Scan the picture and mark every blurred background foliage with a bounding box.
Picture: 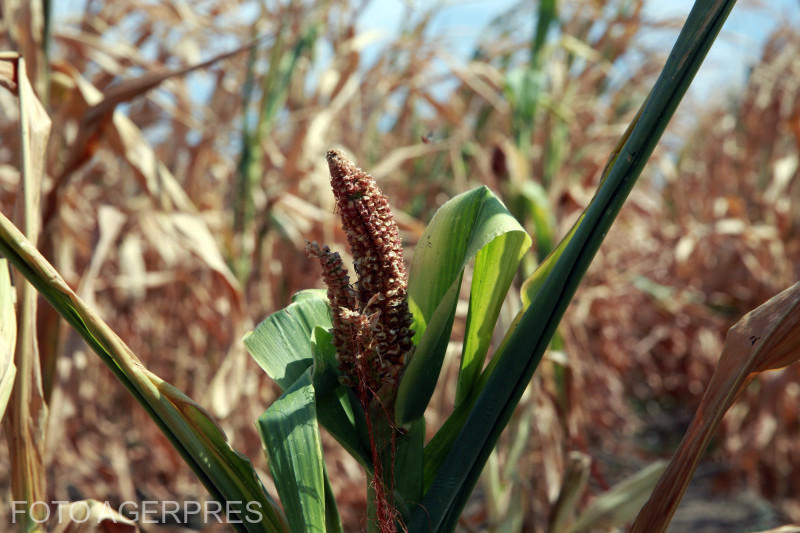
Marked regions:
[0,0,799,531]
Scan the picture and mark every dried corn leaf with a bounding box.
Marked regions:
[632,283,800,533]
[76,206,126,307]
[149,213,241,308]
[52,499,138,533]
[0,52,18,92]
[3,54,51,526]
[84,40,256,125]
[50,41,255,211]
[104,111,195,211]
[370,142,450,181]
[117,233,147,301]
[0,259,16,423]
[55,29,149,73]
[570,460,666,533]
[206,330,251,418]
[3,0,45,93]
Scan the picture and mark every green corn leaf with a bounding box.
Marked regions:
[245,293,374,470]
[244,290,331,390]
[259,371,326,533]
[292,288,328,303]
[323,473,344,533]
[394,418,426,511]
[505,68,546,148]
[422,396,470,490]
[292,319,423,526]
[409,3,736,531]
[0,212,287,533]
[517,181,557,261]
[397,280,459,425]
[456,229,530,405]
[234,23,318,281]
[396,186,529,424]
[531,0,558,64]
[153,378,286,530]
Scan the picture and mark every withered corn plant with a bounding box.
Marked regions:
[6,1,800,533]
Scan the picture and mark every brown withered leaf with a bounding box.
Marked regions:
[631,282,800,533]
[0,52,19,92]
[0,259,17,424]
[45,40,258,221]
[52,500,138,533]
[83,39,257,126]
[4,54,51,521]
[3,0,45,93]
[76,206,126,308]
[145,213,242,312]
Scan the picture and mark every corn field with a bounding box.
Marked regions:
[1,1,799,531]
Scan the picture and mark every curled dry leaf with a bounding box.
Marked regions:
[5,53,51,522]
[631,282,800,533]
[148,213,242,312]
[0,52,19,92]
[51,39,256,176]
[736,282,800,374]
[51,499,138,533]
[76,206,126,307]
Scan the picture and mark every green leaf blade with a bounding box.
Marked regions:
[410,2,737,531]
[0,210,287,532]
[244,292,331,390]
[259,372,326,533]
[397,187,529,424]
[457,229,529,405]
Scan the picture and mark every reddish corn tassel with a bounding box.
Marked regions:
[306,150,414,401]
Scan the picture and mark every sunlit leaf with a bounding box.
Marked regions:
[396,186,529,424]
[6,53,51,529]
[244,291,331,390]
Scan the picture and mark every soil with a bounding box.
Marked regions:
[668,466,785,533]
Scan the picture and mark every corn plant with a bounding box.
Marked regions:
[242,4,749,532]
[5,1,800,532]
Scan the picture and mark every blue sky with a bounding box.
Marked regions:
[646,1,799,97]
[53,1,799,103]
[354,0,799,99]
